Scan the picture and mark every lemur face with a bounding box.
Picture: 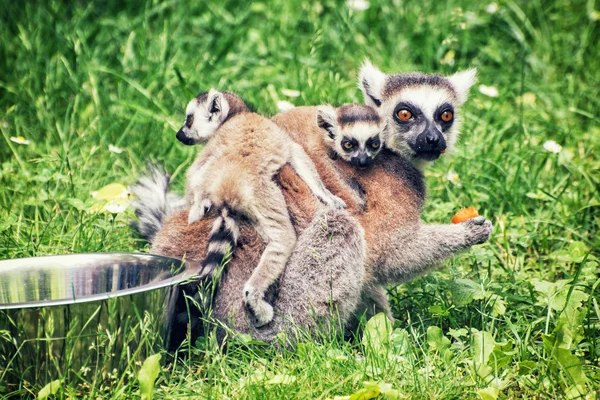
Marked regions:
[382,86,456,161]
[358,60,476,163]
[336,123,383,168]
[176,89,230,146]
[317,104,385,169]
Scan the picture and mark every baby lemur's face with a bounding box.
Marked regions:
[176,89,248,146]
[317,104,385,169]
[358,60,476,163]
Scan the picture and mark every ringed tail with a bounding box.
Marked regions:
[199,206,240,279]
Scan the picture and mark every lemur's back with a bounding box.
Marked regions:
[198,112,292,210]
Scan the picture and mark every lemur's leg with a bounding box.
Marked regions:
[288,143,346,209]
[211,209,367,343]
[187,162,213,224]
[372,217,492,285]
[243,183,297,327]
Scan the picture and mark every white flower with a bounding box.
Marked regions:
[277,100,295,112]
[478,84,499,97]
[543,140,562,154]
[281,88,301,98]
[446,170,460,184]
[108,144,123,154]
[486,3,499,14]
[104,203,128,214]
[347,0,370,11]
[10,136,30,145]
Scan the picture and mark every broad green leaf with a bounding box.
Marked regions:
[448,328,468,339]
[67,198,86,211]
[38,379,61,400]
[517,361,537,375]
[348,382,380,400]
[476,386,499,400]
[472,330,496,378]
[327,349,349,361]
[567,241,587,263]
[265,374,296,385]
[490,295,506,317]
[555,348,587,390]
[390,328,411,355]
[139,353,161,400]
[427,326,451,353]
[362,313,392,355]
[341,382,400,400]
[449,278,485,306]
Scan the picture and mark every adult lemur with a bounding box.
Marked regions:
[131,61,491,342]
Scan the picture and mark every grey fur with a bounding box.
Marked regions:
[211,208,367,342]
[129,166,186,241]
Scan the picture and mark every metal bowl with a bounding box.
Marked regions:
[0,253,196,389]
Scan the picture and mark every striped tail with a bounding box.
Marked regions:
[198,206,240,279]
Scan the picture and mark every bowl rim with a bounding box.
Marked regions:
[0,252,199,310]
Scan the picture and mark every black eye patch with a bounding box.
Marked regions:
[341,137,359,152]
[435,103,455,131]
[393,102,421,124]
[186,114,194,128]
[366,136,381,150]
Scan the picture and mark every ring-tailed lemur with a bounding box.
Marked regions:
[358,59,477,168]
[132,64,491,342]
[316,104,386,170]
[175,89,345,327]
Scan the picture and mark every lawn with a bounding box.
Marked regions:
[1,0,599,398]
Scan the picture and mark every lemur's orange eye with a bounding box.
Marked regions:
[397,109,412,121]
[441,111,453,122]
[343,142,354,150]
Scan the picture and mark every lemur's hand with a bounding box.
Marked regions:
[188,198,212,224]
[461,216,492,246]
[323,193,347,210]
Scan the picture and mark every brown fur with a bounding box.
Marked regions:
[152,106,491,340]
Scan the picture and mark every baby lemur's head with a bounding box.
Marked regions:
[358,60,477,163]
[316,104,386,169]
[176,89,248,145]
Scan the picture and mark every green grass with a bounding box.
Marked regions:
[1,0,599,398]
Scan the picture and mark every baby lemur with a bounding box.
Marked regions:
[316,103,386,170]
[175,89,345,327]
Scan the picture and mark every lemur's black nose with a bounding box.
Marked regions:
[176,128,196,145]
[353,153,372,169]
[425,131,440,146]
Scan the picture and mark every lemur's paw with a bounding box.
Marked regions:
[187,199,212,224]
[463,216,492,245]
[325,194,347,210]
[243,284,274,327]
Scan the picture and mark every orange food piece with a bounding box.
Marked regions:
[451,207,479,224]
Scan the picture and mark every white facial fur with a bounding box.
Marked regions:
[379,85,461,156]
[177,88,230,145]
[358,59,476,164]
[317,105,386,168]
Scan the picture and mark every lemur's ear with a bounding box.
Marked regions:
[358,59,386,108]
[448,68,477,105]
[316,106,338,140]
[207,88,230,121]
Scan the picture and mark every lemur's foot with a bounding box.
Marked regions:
[188,198,212,224]
[243,283,274,327]
[462,216,492,245]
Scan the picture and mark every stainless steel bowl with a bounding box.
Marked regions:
[0,253,197,389]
